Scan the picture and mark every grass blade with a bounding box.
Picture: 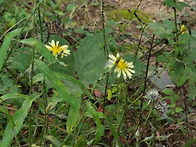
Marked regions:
[0,93,40,147]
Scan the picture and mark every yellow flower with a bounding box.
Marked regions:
[107,53,135,79]
[180,25,188,34]
[45,40,70,58]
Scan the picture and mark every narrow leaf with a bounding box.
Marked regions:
[20,38,56,64]
[35,60,81,133]
[0,28,24,71]
[0,93,39,147]
[0,105,15,129]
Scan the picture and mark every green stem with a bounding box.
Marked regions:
[37,1,49,144]
[101,0,109,113]
[28,46,35,147]
[128,60,168,108]
[144,105,153,126]
[173,0,178,41]
[37,0,44,42]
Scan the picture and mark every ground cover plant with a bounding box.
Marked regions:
[0,0,196,146]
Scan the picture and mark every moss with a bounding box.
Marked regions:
[107,9,153,23]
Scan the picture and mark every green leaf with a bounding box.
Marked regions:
[156,55,167,63]
[104,117,121,146]
[86,102,105,145]
[74,136,87,147]
[107,89,112,100]
[66,102,81,133]
[0,28,24,71]
[148,20,175,38]
[0,93,39,147]
[162,0,189,11]
[75,33,113,84]
[45,135,62,147]
[175,2,189,12]
[66,3,77,11]
[9,48,32,72]
[167,60,188,87]
[20,38,56,64]
[55,72,94,100]
[162,88,174,95]
[175,107,183,113]
[183,138,196,147]
[0,93,29,103]
[162,0,175,8]
[0,105,15,130]
[35,60,81,133]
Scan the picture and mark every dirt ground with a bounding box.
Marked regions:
[104,0,196,29]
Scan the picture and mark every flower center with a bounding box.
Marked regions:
[52,46,63,54]
[117,59,128,70]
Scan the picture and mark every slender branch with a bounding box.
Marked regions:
[100,0,109,113]
[139,34,155,122]
[173,0,178,41]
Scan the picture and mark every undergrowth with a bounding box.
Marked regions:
[0,0,195,147]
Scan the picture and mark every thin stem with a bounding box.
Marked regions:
[0,17,27,41]
[42,77,49,146]
[101,0,108,60]
[117,95,128,133]
[101,0,109,113]
[144,104,153,126]
[37,1,44,42]
[36,0,49,144]
[140,34,155,116]
[173,0,178,41]
[28,46,35,147]
[128,60,168,108]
